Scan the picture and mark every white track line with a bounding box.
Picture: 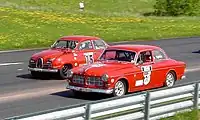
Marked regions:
[0,85,65,104]
[0,48,47,53]
[0,62,24,66]
[186,67,200,73]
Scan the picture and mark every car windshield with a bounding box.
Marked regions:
[99,50,136,62]
[51,40,78,50]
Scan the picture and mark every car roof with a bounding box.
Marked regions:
[106,44,161,52]
[59,35,101,42]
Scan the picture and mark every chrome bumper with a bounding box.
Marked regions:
[28,67,58,73]
[66,84,113,94]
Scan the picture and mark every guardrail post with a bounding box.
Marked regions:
[84,104,91,120]
[144,91,150,120]
[193,83,199,109]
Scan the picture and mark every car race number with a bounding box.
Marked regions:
[84,52,94,65]
[141,65,152,85]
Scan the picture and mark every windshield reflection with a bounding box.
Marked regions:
[51,40,78,50]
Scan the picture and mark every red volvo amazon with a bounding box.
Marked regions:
[66,44,186,97]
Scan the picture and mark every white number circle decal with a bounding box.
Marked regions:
[141,65,152,85]
[84,52,94,65]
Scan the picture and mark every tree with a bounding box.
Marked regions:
[154,0,200,16]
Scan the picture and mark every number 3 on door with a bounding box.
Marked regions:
[141,65,152,85]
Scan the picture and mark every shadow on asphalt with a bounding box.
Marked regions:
[50,90,111,101]
[16,73,62,80]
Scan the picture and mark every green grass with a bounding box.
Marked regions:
[161,110,199,120]
[0,0,200,50]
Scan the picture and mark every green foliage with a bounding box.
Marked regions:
[1,0,200,50]
[161,110,199,120]
[154,0,200,16]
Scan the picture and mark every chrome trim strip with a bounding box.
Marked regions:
[66,85,113,94]
[28,67,58,73]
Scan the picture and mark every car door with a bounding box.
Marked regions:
[133,50,157,91]
[76,40,96,66]
[151,49,169,87]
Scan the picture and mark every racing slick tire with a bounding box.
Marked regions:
[164,71,176,87]
[59,64,72,79]
[113,80,127,97]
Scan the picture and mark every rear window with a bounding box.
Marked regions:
[152,49,166,61]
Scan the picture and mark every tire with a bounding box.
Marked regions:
[113,80,127,97]
[30,71,40,78]
[59,64,72,79]
[164,72,176,87]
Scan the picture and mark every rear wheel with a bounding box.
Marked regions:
[113,80,127,97]
[164,72,176,87]
[59,64,72,79]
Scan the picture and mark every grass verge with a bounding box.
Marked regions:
[0,0,200,50]
[161,110,199,120]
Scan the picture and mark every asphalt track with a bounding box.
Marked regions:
[1,37,200,119]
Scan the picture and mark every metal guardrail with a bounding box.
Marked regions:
[5,81,200,120]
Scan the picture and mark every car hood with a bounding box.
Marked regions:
[31,48,71,60]
[74,60,134,76]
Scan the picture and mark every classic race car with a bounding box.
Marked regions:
[66,44,186,97]
[28,35,108,79]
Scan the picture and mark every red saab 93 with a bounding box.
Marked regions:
[28,35,108,79]
[66,44,186,97]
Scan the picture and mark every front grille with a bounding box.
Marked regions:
[36,58,43,68]
[43,64,51,69]
[43,61,52,68]
[87,76,103,86]
[72,74,84,84]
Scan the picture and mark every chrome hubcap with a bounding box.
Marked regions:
[114,81,125,96]
[166,73,174,87]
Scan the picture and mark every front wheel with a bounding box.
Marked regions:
[164,72,176,87]
[59,64,72,79]
[113,80,127,97]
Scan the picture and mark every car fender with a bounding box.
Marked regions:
[112,75,130,91]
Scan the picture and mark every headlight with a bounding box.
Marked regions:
[66,70,73,78]
[101,74,109,81]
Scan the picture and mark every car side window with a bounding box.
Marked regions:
[93,40,106,49]
[152,50,166,61]
[136,51,153,64]
[79,40,93,50]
